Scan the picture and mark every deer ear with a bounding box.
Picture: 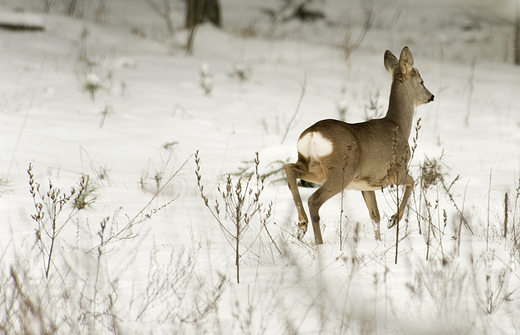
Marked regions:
[384,50,398,74]
[399,46,414,76]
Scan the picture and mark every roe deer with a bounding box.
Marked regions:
[285,47,434,244]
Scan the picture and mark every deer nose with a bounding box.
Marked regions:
[428,95,435,102]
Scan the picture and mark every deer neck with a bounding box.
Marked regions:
[384,80,415,140]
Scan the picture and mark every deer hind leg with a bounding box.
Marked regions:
[308,169,355,245]
[285,162,311,239]
[388,173,414,229]
[361,191,381,241]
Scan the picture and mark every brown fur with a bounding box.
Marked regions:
[285,47,434,244]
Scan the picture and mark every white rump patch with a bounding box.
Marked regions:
[297,132,333,160]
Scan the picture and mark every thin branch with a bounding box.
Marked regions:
[89,154,191,252]
[280,76,307,144]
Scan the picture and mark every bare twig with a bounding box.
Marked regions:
[28,164,88,278]
[280,77,307,144]
[342,0,373,59]
[195,151,276,283]
[89,155,191,252]
[145,0,175,37]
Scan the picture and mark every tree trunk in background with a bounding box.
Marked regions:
[186,0,221,29]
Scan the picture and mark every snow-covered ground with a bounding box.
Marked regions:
[0,0,519,334]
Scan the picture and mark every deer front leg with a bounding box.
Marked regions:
[285,163,309,240]
[361,191,381,240]
[388,174,414,228]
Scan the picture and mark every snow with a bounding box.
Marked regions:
[0,0,519,334]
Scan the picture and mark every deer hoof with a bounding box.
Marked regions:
[388,215,398,228]
[297,221,307,240]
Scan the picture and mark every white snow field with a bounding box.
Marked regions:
[0,0,519,334]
